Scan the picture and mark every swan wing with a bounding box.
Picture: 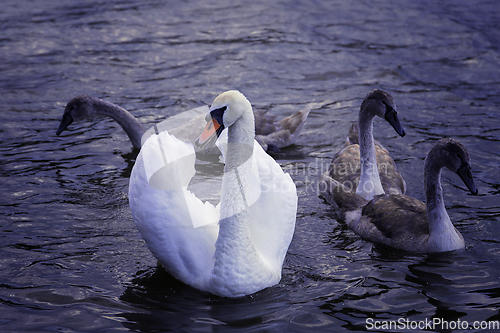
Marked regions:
[129,130,219,289]
[328,144,362,191]
[355,194,428,250]
[328,143,406,195]
[140,105,210,146]
[373,145,406,195]
[248,142,297,275]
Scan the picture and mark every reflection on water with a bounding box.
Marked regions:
[1,0,500,331]
[119,265,300,331]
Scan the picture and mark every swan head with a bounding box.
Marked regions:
[195,90,254,150]
[426,138,478,195]
[56,95,95,135]
[360,89,405,137]
[210,90,252,128]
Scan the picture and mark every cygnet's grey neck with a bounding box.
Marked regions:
[424,156,451,233]
[94,99,145,149]
[423,153,464,251]
[356,108,384,200]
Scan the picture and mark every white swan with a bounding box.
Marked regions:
[324,89,406,201]
[56,95,311,152]
[128,90,297,297]
[320,138,478,253]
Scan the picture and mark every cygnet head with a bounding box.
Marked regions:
[360,89,405,137]
[426,138,478,195]
[56,95,94,135]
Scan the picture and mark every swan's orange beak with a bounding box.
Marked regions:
[195,118,222,150]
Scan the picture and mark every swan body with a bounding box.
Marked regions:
[321,138,478,253]
[56,95,311,152]
[129,90,297,297]
[324,89,406,201]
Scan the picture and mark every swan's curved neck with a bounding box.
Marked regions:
[425,164,449,226]
[356,110,384,200]
[225,113,255,172]
[218,112,255,221]
[424,160,464,251]
[211,112,269,296]
[95,100,146,149]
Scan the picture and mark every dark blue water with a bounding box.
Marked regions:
[1,0,500,331]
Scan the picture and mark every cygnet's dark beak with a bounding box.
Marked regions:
[457,163,478,195]
[56,113,74,135]
[384,107,405,137]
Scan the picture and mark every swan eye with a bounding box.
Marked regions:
[455,152,468,169]
[382,100,396,113]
